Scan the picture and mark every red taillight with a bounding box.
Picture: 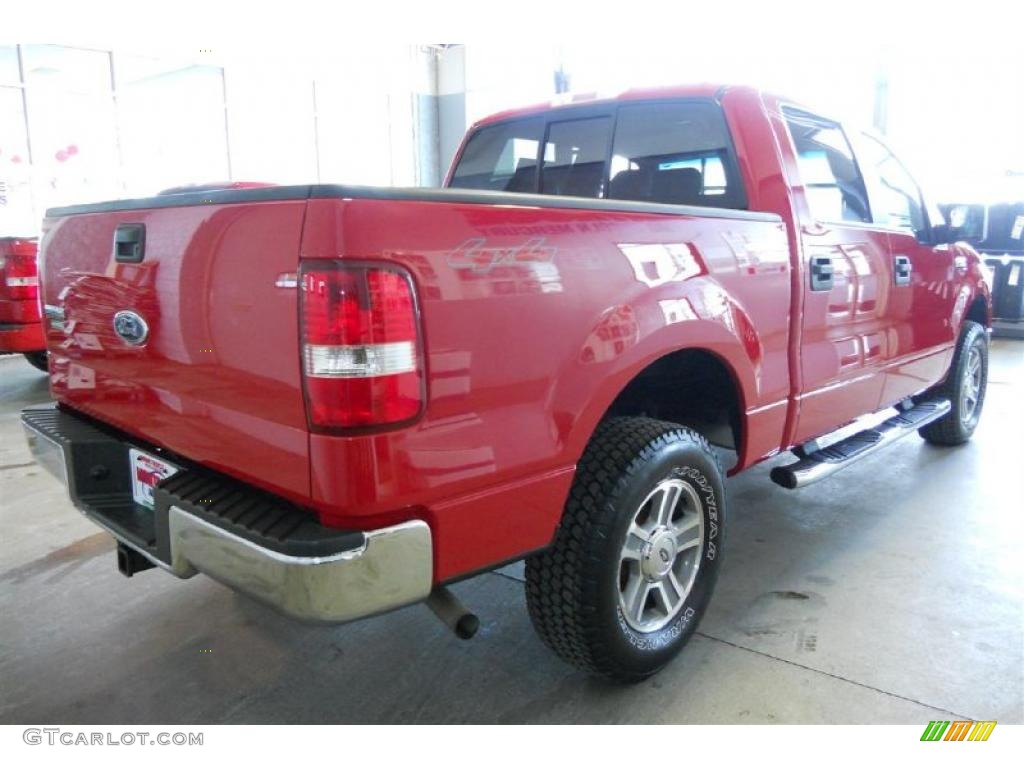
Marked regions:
[300,262,423,429]
[2,250,39,300]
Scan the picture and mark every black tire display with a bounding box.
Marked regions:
[919,321,988,446]
[525,417,725,681]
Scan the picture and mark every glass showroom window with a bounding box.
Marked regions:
[116,55,230,195]
[315,76,394,187]
[0,84,35,235]
[225,68,317,185]
[21,45,121,214]
[0,45,20,85]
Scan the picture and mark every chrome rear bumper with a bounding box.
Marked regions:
[165,510,432,623]
[22,404,433,623]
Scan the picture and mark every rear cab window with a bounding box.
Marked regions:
[448,99,747,210]
[608,102,744,209]
[449,118,544,192]
[540,117,613,198]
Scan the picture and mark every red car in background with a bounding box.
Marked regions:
[0,237,47,371]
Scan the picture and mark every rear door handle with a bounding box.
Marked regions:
[894,255,912,286]
[809,255,834,291]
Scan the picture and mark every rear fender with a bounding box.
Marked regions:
[549,276,761,470]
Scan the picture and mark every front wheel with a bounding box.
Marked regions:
[919,321,988,446]
[525,417,725,681]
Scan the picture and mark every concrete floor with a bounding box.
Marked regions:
[2,342,1022,725]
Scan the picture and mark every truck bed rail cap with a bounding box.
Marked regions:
[46,184,781,224]
[310,185,783,223]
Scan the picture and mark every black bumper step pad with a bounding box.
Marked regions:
[23,404,365,567]
[155,471,365,561]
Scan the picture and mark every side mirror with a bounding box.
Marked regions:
[929,223,965,245]
[937,203,986,244]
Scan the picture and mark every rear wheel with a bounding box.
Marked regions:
[525,417,725,681]
[23,351,48,372]
[919,321,988,446]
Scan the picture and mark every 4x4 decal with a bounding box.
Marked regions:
[446,237,557,274]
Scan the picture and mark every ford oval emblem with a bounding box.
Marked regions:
[113,310,149,346]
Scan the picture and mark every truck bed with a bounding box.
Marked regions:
[40,184,789,579]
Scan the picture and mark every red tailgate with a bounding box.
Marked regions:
[39,200,311,502]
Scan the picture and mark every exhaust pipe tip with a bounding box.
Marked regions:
[426,586,479,640]
[769,466,798,490]
[454,612,480,640]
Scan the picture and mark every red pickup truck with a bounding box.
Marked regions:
[22,84,991,680]
[0,237,47,370]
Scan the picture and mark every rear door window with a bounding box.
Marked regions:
[784,109,871,224]
[608,102,744,208]
[539,116,613,199]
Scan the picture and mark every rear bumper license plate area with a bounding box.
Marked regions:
[21,403,433,623]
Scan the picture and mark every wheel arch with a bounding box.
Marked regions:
[603,347,747,457]
[562,336,753,475]
[965,292,990,329]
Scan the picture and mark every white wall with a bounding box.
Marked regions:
[0,44,438,236]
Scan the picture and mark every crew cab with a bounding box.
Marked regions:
[1,237,47,371]
[22,85,991,680]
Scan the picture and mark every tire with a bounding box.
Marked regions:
[525,417,725,681]
[919,320,988,446]
[23,351,48,372]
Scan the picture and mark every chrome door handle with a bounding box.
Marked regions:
[894,255,912,286]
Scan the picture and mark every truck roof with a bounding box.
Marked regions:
[473,83,760,128]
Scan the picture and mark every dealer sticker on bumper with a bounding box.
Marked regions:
[129,448,179,510]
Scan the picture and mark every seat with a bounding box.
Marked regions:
[560,162,605,198]
[505,163,537,193]
[609,169,652,201]
[651,168,703,205]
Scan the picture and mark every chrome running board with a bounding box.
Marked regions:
[770,398,952,489]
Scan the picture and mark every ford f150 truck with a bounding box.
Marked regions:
[1,237,47,371]
[22,84,991,680]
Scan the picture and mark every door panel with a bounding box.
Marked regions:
[852,132,959,406]
[795,228,890,442]
[780,108,894,444]
[878,232,957,405]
